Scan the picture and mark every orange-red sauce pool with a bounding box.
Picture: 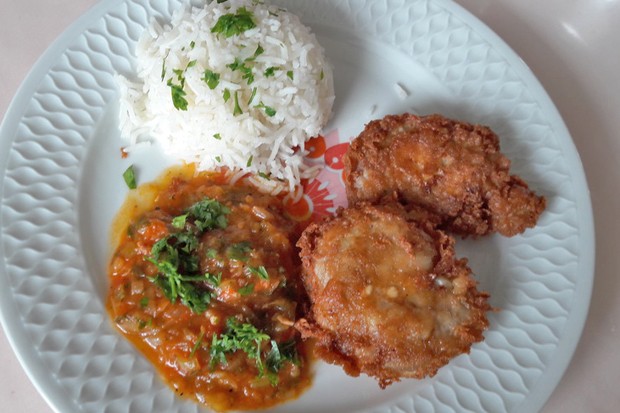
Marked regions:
[106,165,313,411]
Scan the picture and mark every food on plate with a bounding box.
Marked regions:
[107,165,312,411]
[295,202,490,388]
[344,113,546,237]
[117,0,334,193]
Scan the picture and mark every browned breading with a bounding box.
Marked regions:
[295,203,490,388]
[344,113,546,237]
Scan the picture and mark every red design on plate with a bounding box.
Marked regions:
[285,129,350,223]
[284,178,334,222]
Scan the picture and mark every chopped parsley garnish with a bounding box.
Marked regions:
[286,70,294,80]
[147,257,218,314]
[209,318,268,372]
[209,318,298,383]
[167,67,189,111]
[248,265,269,280]
[205,272,222,287]
[320,69,324,80]
[123,165,137,189]
[215,155,222,163]
[265,339,299,383]
[203,69,220,90]
[263,66,278,77]
[160,50,170,81]
[172,213,188,229]
[256,101,276,117]
[258,172,271,180]
[246,154,253,167]
[223,88,231,102]
[166,60,197,110]
[247,44,264,61]
[161,61,167,82]
[206,248,218,259]
[247,87,257,105]
[189,40,196,49]
[238,284,254,296]
[226,241,252,261]
[167,81,188,110]
[190,330,205,357]
[146,197,230,313]
[227,58,255,85]
[139,297,149,308]
[186,197,231,231]
[233,90,243,116]
[211,7,257,38]
[213,133,222,140]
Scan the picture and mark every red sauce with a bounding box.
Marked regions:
[107,164,312,411]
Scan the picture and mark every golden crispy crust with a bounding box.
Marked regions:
[295,203,490,387]
[344,113,546,237]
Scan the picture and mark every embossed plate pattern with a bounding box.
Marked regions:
[0,0,594,412]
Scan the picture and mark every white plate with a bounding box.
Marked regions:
[0,0,594,412]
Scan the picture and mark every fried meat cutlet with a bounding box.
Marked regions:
[295,203,490,388]
[344,113,546,237]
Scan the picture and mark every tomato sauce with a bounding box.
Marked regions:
[107,164,313,411]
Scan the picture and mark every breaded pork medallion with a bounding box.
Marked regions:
[296,203,490,387]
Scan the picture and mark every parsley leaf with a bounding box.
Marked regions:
[233,90,243,116]
[248,265,269,280]
[256,101,276,117]
[203,69,220,90]
[209,319,298,383]
[147,197,230,313]
[123,165,137,189]
[263,66,279,77]
[147,257,215,314]
[226,241,252,261]
[209,318,270,374]
[205,272,222,287]
[211,7,257,38]
[186,198,231,231]
[172,213,188,229]
[246,44,264,61]
[167,79,188,110]
[238,283,254,295]
[247,87,257,105]
[227,58,254,85]
[190,330,205,357]
[265,339,299,384]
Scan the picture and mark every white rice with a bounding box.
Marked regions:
[117,0,334,193]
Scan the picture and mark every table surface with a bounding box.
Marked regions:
[1,1,619,412]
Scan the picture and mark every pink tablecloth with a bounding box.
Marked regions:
[1,1,619,411]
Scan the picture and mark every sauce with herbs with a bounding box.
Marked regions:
[107,165,312,411]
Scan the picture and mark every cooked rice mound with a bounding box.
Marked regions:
[117,0,334,192]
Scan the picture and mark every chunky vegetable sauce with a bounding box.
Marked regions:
[107,165,312,411]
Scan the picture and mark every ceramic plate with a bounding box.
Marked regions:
[0,0,594,412]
